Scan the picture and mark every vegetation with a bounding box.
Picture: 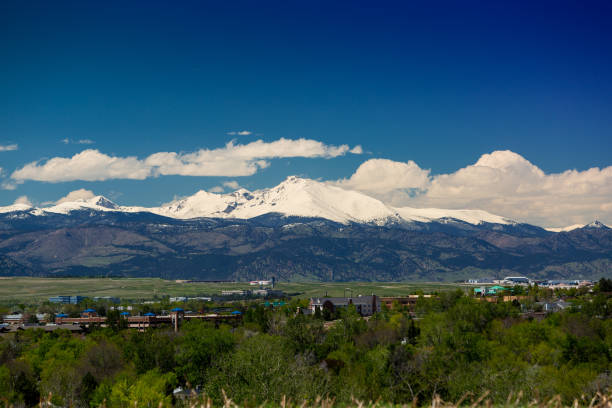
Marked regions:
[2,282,612,407]
[0,277,461,305]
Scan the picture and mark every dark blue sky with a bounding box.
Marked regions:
[1,0,611,207]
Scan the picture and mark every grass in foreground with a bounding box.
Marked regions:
[25,390,612,408]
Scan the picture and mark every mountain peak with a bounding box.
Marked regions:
[86,196,119,209]
[583,220,610,230]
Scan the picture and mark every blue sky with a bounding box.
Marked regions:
[1,1,611,226]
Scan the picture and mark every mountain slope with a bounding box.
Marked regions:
[0,209,609,281]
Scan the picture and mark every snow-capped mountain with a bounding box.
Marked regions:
[1,176,610,281]
[583,221,610,229]
[5,176,516,226]
[546,221,611,232]
[0,202,33,214]
[151,176,405,224]
[151,176,515,225]
[42,195,121,214]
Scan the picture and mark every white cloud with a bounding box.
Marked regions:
[336,150,612,227]
[14,195,32,206]
[350,145,363,154]
[208,186,225,193]
[56,188,96,204]
[61,138,95,145]
[0,144,18,151]
[227,130,253,136]
[223,181,240,190]
[12,149,151,182]
[335,158,431,194]
[12,138,360,183]
[1,181,18,190]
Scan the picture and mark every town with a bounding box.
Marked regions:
[0,277,600,335]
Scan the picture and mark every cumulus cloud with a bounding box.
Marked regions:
[335,158,431,194]
[12,149,151,182]
[208,186,225,193]
[11,138,360,182]
[227,130,253,136]
[0,144,18,151]
[14,196,32,206]
[56,188,96,204]
[336,150,612,227]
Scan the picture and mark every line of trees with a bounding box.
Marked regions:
[2,285,612,407]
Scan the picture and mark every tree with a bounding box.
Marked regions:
[108,369,176,408]
[175,321,235,386]
[597,278,612,293]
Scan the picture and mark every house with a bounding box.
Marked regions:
[309,295,380,316]
[538,300,572,312]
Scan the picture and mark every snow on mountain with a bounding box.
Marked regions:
[43,195,121,214]
[1,176,518,226]
[0,203,33,213]
[395,206,512,225]
[152,176,401,224]
[545,224,584,232]
[583,221,610,230]
[546,221,610,232]
[151,176,513,225]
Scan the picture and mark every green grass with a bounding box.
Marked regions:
[0,277,465,304]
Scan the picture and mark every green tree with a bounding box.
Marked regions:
[108,368,176,408]
[175,321,235,386]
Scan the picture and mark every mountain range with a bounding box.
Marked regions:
[0,177,610,281]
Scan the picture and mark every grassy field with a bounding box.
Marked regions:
[0,277,465,304]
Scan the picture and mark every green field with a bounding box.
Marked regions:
[0,277,464,304]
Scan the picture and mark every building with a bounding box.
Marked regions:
[1,313,48,325]
[49,295,86,304]
[2,313,26,325]
[309,295,380,316]
[93,296,120,303]
[466,277,495,284]
[537,300,572,312]
[249,277,276,287]
[379,295,434,310]
[474,286,508,296]
[502,277,530,285]
[252,289,285,297]
[221,289,251,296]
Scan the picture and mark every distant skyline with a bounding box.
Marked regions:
[1,1,611,227]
